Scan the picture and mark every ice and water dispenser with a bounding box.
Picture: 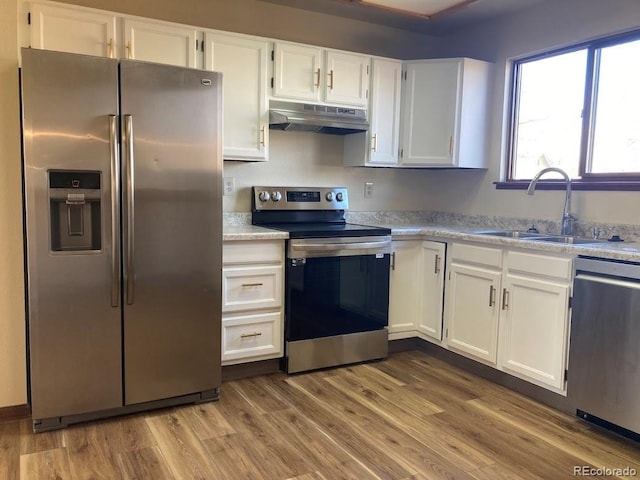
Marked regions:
[49,171,101,251]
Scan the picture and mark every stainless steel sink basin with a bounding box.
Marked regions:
[469,230,545,239]
[469,229,610,245]
[528,236,608,245]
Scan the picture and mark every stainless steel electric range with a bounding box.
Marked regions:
[252,186,392,373]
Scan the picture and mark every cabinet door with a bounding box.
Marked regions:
[400,60,460,167]
[123,19,198,68]
[272,43,322,102]
[324,51,369,107]
[419,241,445,341]
[204,33,269,161]
[30,3,117,58]
[446,263,500,364]
[388,241,421,338]
[499,274,570,390]
[368,58,402,166]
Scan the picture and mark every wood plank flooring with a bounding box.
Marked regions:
[1,351,638,479]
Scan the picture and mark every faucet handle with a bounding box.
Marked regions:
[561,213,578,236]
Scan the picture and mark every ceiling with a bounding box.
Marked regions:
[257,0,548,36]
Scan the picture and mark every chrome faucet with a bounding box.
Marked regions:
[526,167,577,236]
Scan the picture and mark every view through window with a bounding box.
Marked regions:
[509,32,640,184]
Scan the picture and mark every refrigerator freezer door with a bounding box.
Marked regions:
[120,61,222,405]
[21,49,122,420]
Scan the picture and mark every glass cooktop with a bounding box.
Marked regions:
[264,222,391,239]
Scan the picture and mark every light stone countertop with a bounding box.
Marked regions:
[222,224,288,241]
[222,221,640,262]
[381,223,640,262]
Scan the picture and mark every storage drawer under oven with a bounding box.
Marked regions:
[222,265,283,313]
[222,311,282,363]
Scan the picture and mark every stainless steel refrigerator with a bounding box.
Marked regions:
[21,48,222,432]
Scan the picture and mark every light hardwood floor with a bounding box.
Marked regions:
[1,351,639,479]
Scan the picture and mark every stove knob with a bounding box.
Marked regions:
[325,192,334,202]
[271,191,282,202]
[336,192,344,202]
[258,191,271,202]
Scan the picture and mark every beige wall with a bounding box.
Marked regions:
[0,0,27,408]
[224,131,437,212]
[422,0,640,226]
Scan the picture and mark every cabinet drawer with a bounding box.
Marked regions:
[507,251,573,281]
[223,240,283,265]
[451,243,502,268]
[222,311,282,362]
[222,265,283,312]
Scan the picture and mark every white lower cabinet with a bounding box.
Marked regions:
[418,241,446,341]
[388,240,422,338]
[222,240,284,365]
[498,251,572,391]
[446,262,500,364]
[444,243,573,392]
[388,240,445,341]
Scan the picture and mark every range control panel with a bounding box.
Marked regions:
[252,186,348,211]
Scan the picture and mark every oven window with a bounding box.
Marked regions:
[286,254,390,341]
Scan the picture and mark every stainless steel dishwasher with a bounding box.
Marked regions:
[569,256,640,436]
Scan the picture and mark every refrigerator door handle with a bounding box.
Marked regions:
[109,115,120,307]
[124,114,135,305]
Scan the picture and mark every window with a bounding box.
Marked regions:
[506,31,640,188]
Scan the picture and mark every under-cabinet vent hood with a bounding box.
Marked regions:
[269,100,369,135]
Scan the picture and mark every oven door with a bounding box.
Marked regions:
[285,236,391,342]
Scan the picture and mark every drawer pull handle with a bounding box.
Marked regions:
[241,332,262,338]
[489,285,495,307]
[314,68,321,88]
[434,254,441,274]
[241,283,263,287]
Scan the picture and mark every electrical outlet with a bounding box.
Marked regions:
[223,177,235,196]
[364,182,374,199]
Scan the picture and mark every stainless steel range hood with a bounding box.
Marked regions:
[269,100,368,135]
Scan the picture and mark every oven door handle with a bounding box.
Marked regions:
[290,239,391,254]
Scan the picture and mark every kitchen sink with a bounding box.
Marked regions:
[469,230,546,239]
[528,236,609,245]
[469,229,610,245]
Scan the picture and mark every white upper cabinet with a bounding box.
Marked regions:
[122,18,199,68]
[400,58,490,168]
[29,3,117,58]
[204,32,269,161]
[368,58,402,166]
[272,43,322,102]
[272,41,370,107]
[324,51,369,106]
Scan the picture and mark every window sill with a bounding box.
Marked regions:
[495,180,640,191]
